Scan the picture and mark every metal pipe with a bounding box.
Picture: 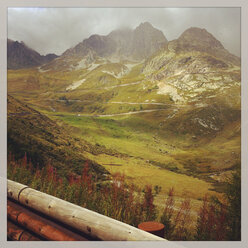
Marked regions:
[7,199,89,241]
[7,221,41,241]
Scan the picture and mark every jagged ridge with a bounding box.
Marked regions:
[7,39,58,69]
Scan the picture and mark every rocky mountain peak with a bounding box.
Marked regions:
[82,34,116,57]
[131,22,168,59]
[108,27,133,37]
[143,26,240,80]
[166,27,240,66]
[134,22,166,38]
[62,22,168,62]
[178,27,224,50]
[135,22,154,30]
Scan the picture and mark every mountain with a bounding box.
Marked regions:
[7,25,241,179]
[143,27,240,84]
[168,27,240,66]
[65,22,167,60]
[7,39,58,69]
[141,27,240,138]
[106,22,167,60]
[43,22,168,71]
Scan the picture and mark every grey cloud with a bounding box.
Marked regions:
[8,7,240,56]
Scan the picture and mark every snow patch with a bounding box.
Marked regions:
[206,95,216,98]
[102,70,116,77]
[125,62,140,71]
[157,83,185,103]
[75,59,87,70]
[205,83,219,90]
[194,118,218,130]
[195,103,208,108]
[166,113,176,119]
[102,66,129,78]
[194,87,205,93]
[188,93,198,98]
[194,118,209,128]
[38,66,50,73]
[210,123,219,131]
[66,79,86,91]
[88,63,100,71]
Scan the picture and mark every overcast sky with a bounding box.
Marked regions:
[8,8,240,56]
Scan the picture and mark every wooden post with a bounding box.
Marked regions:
[7,180,165,241]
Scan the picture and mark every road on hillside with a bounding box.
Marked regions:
[76,109,169,118]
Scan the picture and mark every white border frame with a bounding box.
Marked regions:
[1,1,247,248]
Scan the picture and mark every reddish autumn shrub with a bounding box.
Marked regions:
[195,195,228,240]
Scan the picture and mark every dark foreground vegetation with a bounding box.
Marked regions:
[7,153,241,241]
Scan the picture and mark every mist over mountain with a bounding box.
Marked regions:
[8,23,240,72]
[63,22,168,61]
[168,27,240,66]
[7,39,58,69]
[143,27,240,79]
[8,8,241,57]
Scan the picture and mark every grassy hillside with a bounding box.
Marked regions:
[7,95,109,178]
[7,50,240,214]
[7,63,240,183]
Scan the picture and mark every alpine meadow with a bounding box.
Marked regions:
[7,8,241,241]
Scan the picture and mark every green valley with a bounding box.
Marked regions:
[7,19,241,240]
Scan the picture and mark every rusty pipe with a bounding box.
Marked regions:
[7,199,89,241]
[7,221,41,241]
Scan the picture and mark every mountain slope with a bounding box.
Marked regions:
[140,27,240,139]
[143,27,240,74]
[7,95,109,178]
[143,27,240,99]
[169,27,240,66]
[7,39,58,69]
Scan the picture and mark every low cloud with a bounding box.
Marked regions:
[8,7,240,56]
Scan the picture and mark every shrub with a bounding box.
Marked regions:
[7,154,156,227]
[225,169,241,240]
[160,188,175,239]
[195,195,228,241]
[142,185,157,221]
[161,188,192,240]
[8,153,240,241]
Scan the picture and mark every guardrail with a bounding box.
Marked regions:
[7,199,91,241]
[7,179,165,241]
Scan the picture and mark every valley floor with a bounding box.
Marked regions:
[7,63,241,236]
